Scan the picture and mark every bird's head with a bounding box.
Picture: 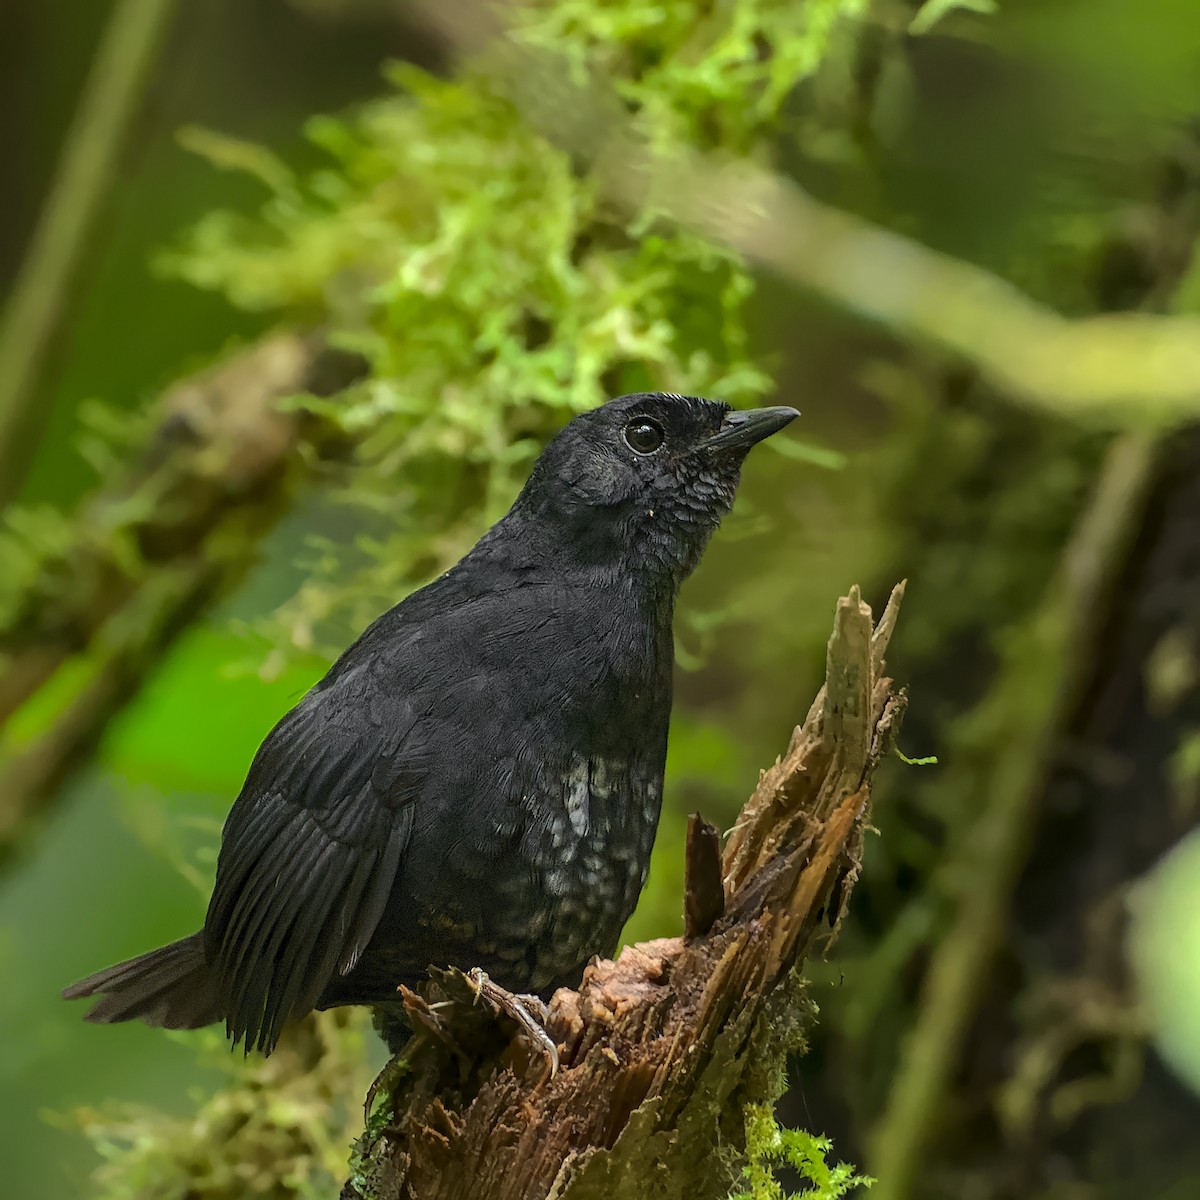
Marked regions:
[506,392,799,585]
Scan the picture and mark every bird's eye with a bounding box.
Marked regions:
[623,418,665,455]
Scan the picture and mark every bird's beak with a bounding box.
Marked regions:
[701,405,800,452]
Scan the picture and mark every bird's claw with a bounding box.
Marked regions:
[465,966,487,1004]
[363,1052,411,1127]
[464,968,559,1079]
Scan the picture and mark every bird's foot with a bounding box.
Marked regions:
[465,967,559,1079]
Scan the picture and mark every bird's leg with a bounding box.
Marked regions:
[465,967,559,1078]
[362,1001,418,1123]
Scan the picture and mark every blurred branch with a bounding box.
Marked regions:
[623,158,1200,423]
[419,1,1200,425]
[0,0,181,503]
[867,433,1159,1200]
[0,331,364,865]
[346,585,906,1199]
[0,560,215,869]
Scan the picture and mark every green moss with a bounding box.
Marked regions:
[74,1011,376,1200]
[152,0,864,658]
[732,1105,873,1200]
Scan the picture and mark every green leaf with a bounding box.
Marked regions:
[895,747,939,766]
[767,437,848,470]
[909,0,997,37]
[175,125,296,195]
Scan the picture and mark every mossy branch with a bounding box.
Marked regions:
[345,582,906,1200]
[0,332,363,864]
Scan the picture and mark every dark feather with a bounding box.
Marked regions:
[202,692,416,1053]
[62,933,220,1029]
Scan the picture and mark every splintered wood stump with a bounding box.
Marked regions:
[345,584,907,1200]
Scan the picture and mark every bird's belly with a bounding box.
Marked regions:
[446,752,659,993]
[513,794,660,994]
[333,749,665,1003]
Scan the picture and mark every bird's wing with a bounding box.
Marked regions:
[203,673,417,1053]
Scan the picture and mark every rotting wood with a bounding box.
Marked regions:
[683,814,723,940]
[345,582,907,1200]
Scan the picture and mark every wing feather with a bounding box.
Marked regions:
[203,692,416,1053]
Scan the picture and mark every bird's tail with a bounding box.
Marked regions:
[62,932,223,1030]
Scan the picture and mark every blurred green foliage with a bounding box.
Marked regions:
[77,1011,376,1200]
[155,0,865,658]
[1128,828,1200,1097]
[7,0,1200,1197]
[0,6,411,1195]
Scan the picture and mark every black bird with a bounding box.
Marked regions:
[64,392,798,1054]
